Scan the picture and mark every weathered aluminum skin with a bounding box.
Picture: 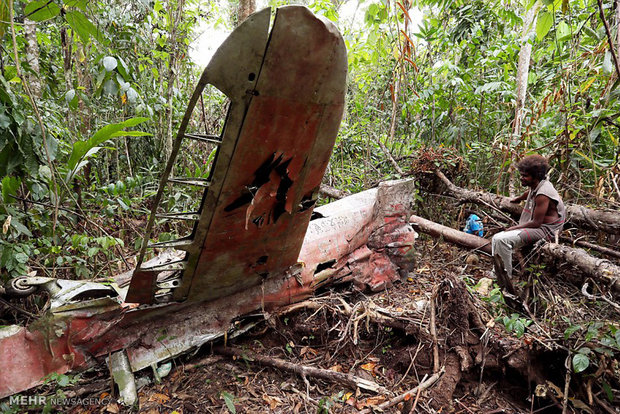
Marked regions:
[0,179,416,399]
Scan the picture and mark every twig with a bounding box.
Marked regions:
[561,236,620,260]
[597,0,620,80]
[394,343,423,388]
[592,392,619,414]
[430,285,440,374]
[215,346,390,394]
[581,282,620,312]
[562,354,571,414]
[409,383,423,414]
[0,296,38,319]
[377,135,404,175]
[358,367,444,414]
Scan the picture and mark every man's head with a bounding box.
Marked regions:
[517,155,549,184]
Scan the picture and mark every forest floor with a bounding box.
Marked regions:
[16,223,619,414]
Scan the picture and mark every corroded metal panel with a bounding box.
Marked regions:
[181,6,347,302]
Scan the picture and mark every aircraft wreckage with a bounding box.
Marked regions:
[0,6,417,401]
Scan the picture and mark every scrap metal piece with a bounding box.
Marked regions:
[108,350,137,406]
[124,269,158,304]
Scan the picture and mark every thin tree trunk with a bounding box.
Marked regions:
[237,0,256,24]
[163,0,186,160]
[510,2,542,195]
[23,18,41,99]
[513,2,541,141]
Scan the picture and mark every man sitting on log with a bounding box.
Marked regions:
[492,155,566,291]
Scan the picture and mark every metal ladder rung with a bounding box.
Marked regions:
[168,177,211,187]
[140,260,186,272]
[147,237,194,251]
[185,133,222,144]
[155,212,200,221]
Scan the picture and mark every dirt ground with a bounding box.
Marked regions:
[9,229,618,414]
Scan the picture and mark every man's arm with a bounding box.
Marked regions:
[510,191,529,203]
[506,194,549,231]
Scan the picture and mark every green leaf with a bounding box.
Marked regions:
[602,381,614,403]
[536,12,553,41]
[556,21,570,41]
[25,1,61,22]
[1,176,20,203]
[56,375,69,387]
[11,220,32,237]
[564,324,581,339]
[102,56,118,72]
[572,353,589,373]
[66,117,149,175]
[65,10,106,44]
[14,252,28,264]
[221,391,236,414]
[103,79,118,95]
[64,0,88,10]
[603,50,613,75]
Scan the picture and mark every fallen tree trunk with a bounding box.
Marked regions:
[410,215,620,294]
[434,171,620,235]
[409,214,492,254]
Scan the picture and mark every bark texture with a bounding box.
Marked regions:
[23,18,41,99]
[435,171,620,235]
[237,0,256,24]
[410,214,620,294]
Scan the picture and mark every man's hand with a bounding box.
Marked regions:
[509,197,522,203]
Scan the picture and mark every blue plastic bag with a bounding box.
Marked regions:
[463,214,484,237]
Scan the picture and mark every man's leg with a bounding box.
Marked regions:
[491,230,526,279]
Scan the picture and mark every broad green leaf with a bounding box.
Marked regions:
[64,0,88,10]
[25,1,61,21]
[126,87,138,104]
[1,176,20,203]
[65,10,106,44]
[103,79,118,95]
[110,130,151,138]
[564,324,581,339]
[572,353,589,373]
[536,12,553,41]
[67,117,149,173]
[103,56,118,72]
[116,57,130,80]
